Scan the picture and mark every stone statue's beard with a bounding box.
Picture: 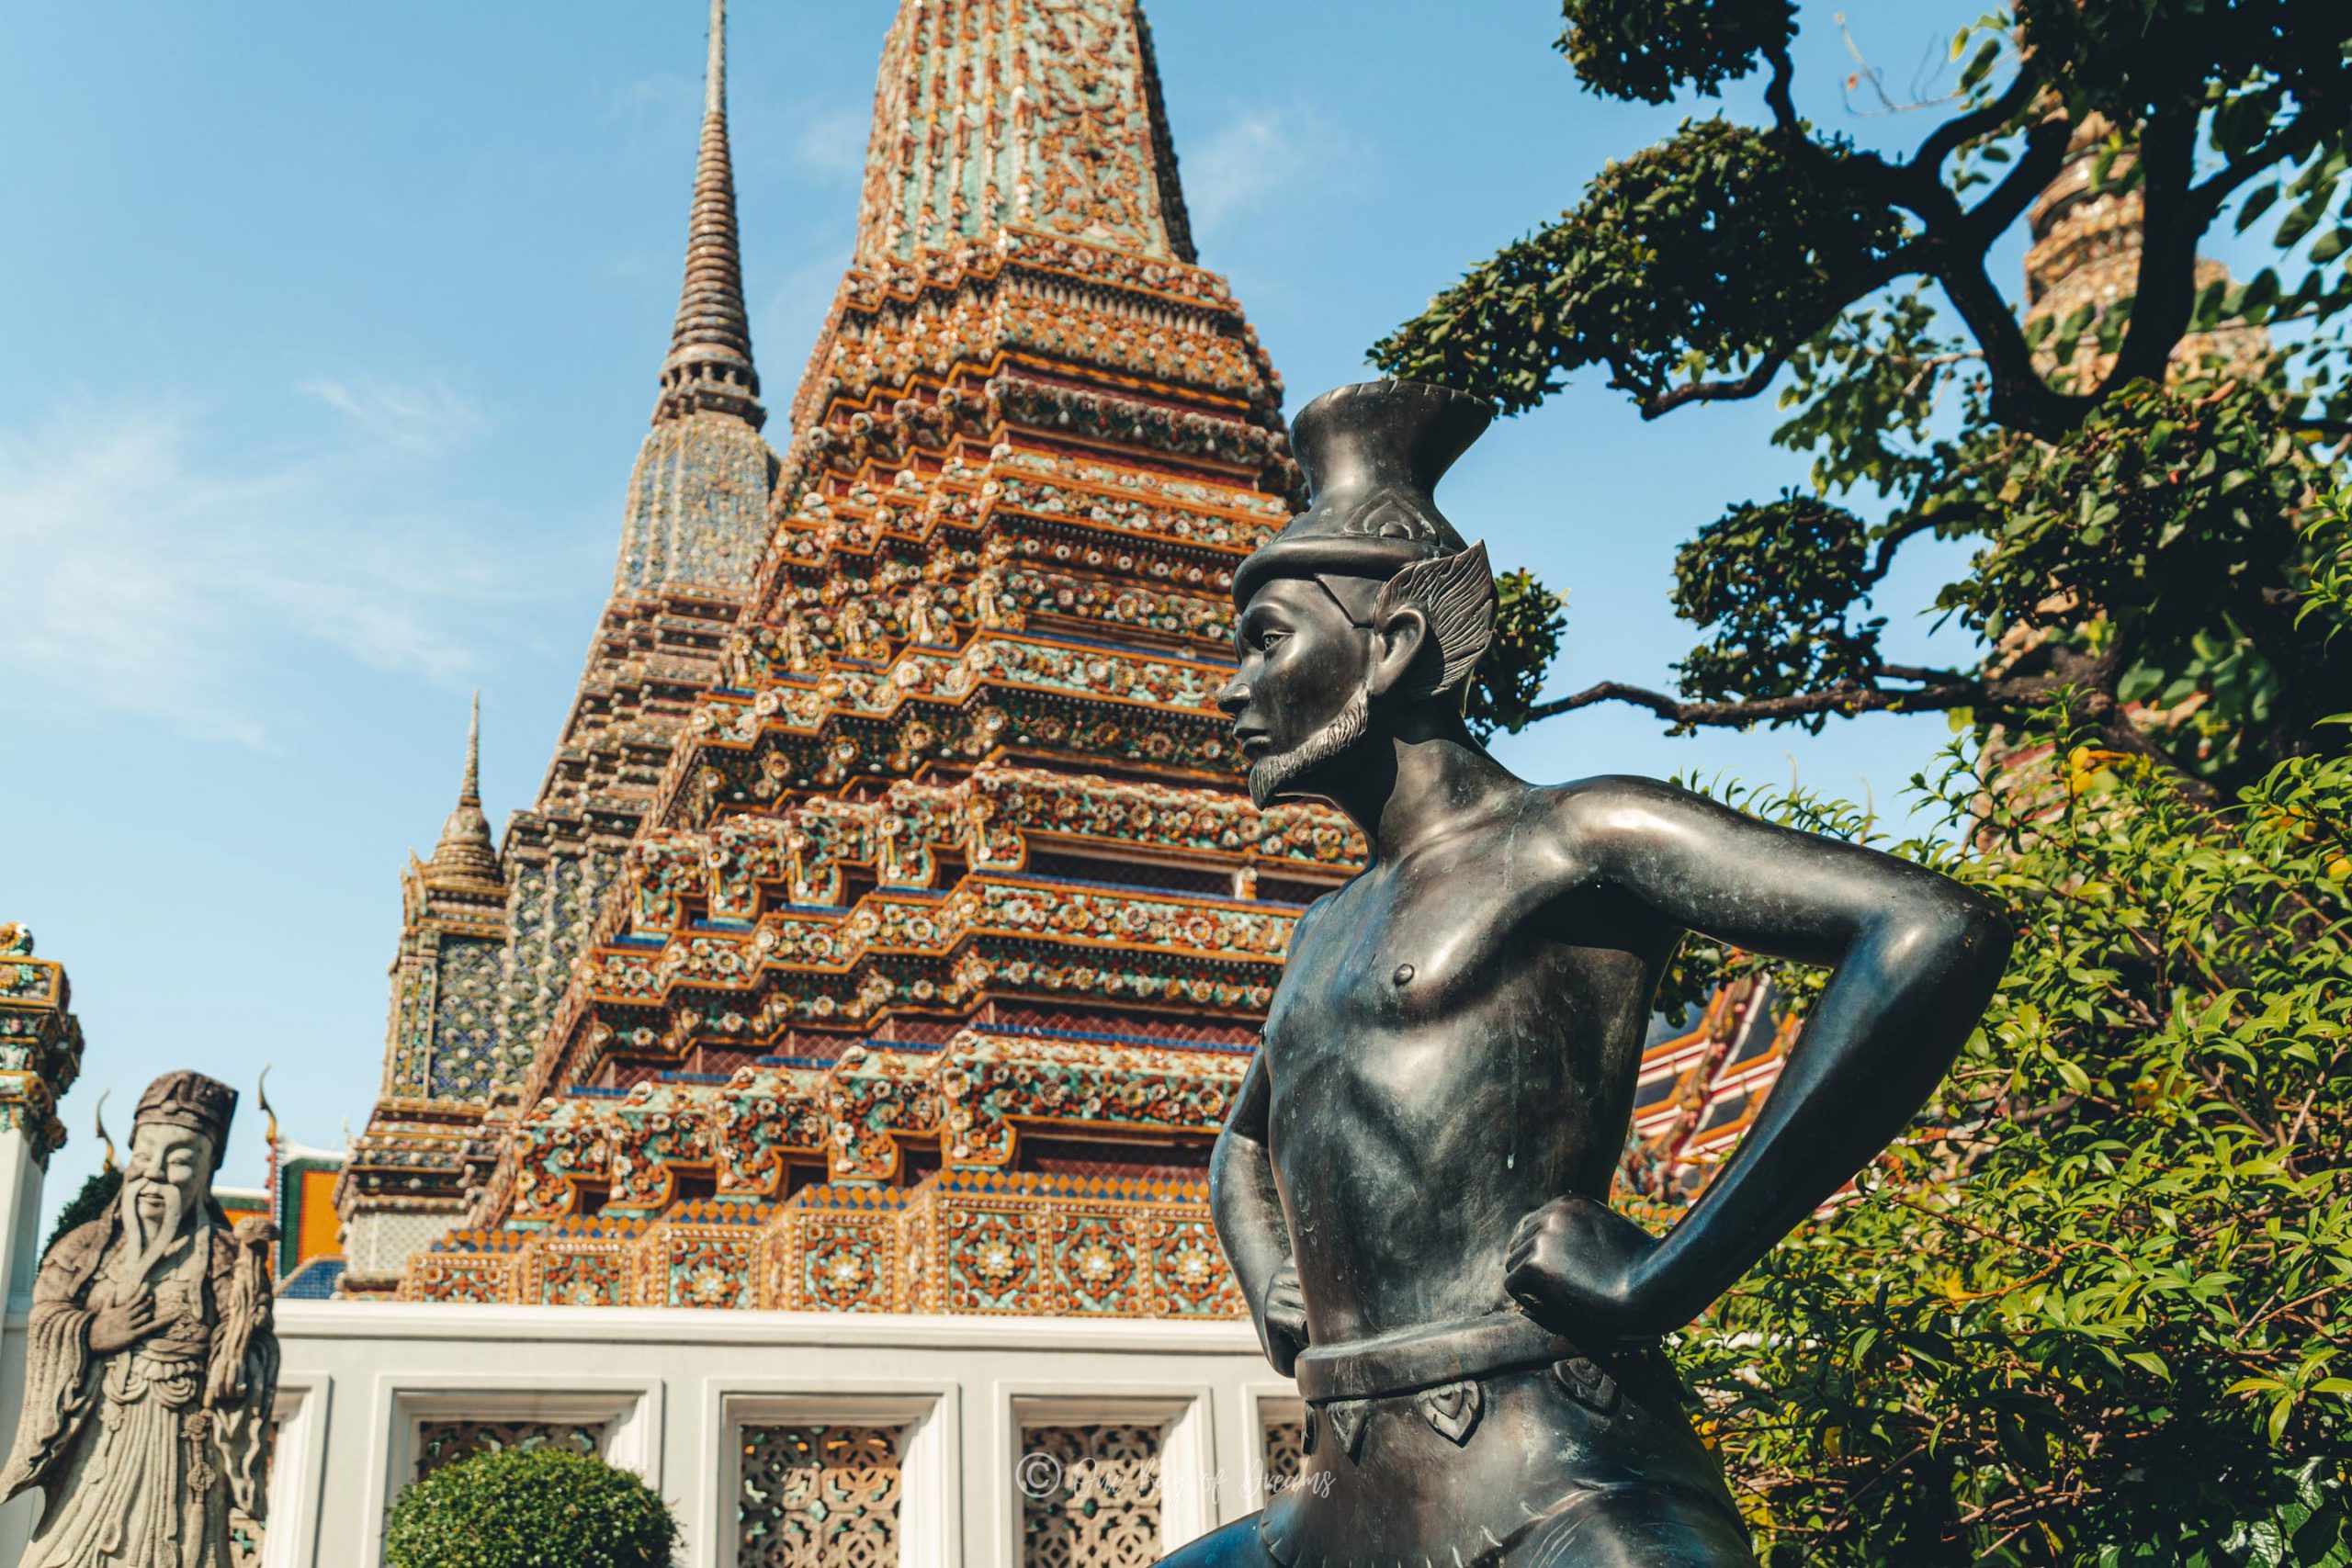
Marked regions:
[1249,687,1372,809]
[121,1177,187,1276]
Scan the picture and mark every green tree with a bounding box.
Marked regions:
[40,1167,118,1260]
[383,1446,678,1568]
[1380,0,2352,793]
[1664,718,2352,1565]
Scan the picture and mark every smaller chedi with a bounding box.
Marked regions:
[0,1071,278,1568]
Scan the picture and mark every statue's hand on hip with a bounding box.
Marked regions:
[88,1290,159,1356]
[1505,1194,1665,1348]
[1260,1259,1309,1377]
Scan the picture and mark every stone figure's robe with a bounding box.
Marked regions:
[0,1210,278,1568]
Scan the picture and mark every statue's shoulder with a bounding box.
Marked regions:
[1286,883,1348,948]
[37,1217,111,1284]
[1538,773,1701,840]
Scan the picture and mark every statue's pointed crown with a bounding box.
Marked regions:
[1234,379,1492,607]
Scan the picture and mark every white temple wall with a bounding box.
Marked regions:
[249,1303,1293,1567]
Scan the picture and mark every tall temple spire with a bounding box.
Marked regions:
[343,3,785,1299]
[459,690,482,807]
[854,0,1198,266]
[654,0,763,430]
[424,694,500,889]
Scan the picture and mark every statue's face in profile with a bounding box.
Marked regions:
[121,1122,214,1246]
[1222,577,1377,808]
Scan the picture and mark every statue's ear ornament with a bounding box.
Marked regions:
[1373,541,1498,700]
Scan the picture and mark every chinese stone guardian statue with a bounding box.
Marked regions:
[1,1071,279,1568]
[1160,382,2010,1567]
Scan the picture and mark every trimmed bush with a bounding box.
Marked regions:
[383,1446,678,1568]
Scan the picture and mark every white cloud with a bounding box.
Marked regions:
[1180,107,1343,238]
[300,376,488,454]
[0,386,525,748]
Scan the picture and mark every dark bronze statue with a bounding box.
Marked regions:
[1161,381,2011,1567]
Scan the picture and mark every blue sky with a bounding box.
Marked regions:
[3,1,2016,1221]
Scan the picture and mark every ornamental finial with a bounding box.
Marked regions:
[654,0,764,429]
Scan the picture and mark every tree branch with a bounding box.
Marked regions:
[1910,69,2042,181]
[1861,511,1961,586]
[1633,355,1792,419]
[1762,42,1801,140]
[1521,669,2224,806]
[1935,247,2082,441]
[1956,113,2074,244]
[1523,676,1984,729]
[2097,107,2203,395]
[2188,112,2326,225]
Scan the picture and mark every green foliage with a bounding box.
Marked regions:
[42,1167,118,1259]
[2016,0,2349,123]
[1558,0,1795,106]
[1671,734,2352,1565]
[1374,0,2352,789]
[1466,567,1569,739]
[1371,118,1906,415]
[383,1447,679,1568]
[1955,379,2348,774]
[2298,487,2352,645]
[1672,492,1882,724]
[1957,380,2306,649]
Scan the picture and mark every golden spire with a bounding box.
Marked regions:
[424,694,502,889]
[460,690,482,808]
[654,0,764,430]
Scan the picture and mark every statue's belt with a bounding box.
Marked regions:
[1293,1308,1582,1404]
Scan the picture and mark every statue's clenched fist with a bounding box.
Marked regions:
[1258,1258,1309,1376]
[1504,1193,1666,1347]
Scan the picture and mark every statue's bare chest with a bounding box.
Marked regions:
[1260,840,1590,1095]
[1256,833,1665,1206]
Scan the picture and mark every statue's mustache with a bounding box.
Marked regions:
[1249,687,1372,809]
[124,1177,174,1207]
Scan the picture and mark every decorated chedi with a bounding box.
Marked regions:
[396,0,1368,1314]
[0,1072,278,1568]
[334,0,785,1296]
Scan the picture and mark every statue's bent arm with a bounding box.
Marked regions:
[1211,1046,1304,1373]
[1537,775,2012,1338]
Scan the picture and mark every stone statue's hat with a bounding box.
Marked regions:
[1234,379,1492,609]
[135,1070,237,1165]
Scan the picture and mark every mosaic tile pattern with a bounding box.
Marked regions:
[389,0,1351,1314]
[855,0,1193,266]
[426,936,505,1100]
[0,923,82,1158]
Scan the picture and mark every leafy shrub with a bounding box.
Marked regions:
[1673,728,2352,1565]
[383,1446,678,1568]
